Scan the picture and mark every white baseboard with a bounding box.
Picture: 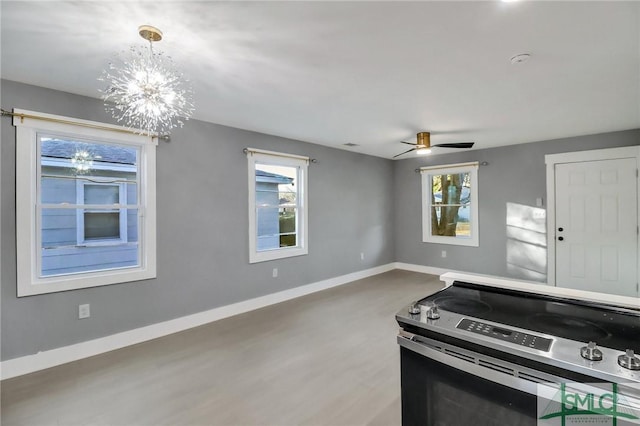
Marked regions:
[393,262,458,278]
[1,263,395,380]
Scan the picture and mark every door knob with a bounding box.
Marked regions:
[558,236,564,241]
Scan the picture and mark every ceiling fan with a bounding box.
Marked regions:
[393,132,474,158]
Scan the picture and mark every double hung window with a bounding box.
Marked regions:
[247,148,308,263]
[421,162,479,246]
[15,109,156,296]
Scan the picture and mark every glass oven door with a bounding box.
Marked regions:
[398,330,640,426]
[398,331,571,426]
[401,345,537,425]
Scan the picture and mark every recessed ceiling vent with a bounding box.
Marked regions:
[510,53,531,65]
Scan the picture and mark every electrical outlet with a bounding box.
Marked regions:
[272,268,278,278]
[360,252,364,261]
[441,250,447,258]
[78,304,90,319]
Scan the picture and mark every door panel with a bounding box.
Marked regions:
[555,158,638,296]
[569,245,585,278]
[569,195,585,231]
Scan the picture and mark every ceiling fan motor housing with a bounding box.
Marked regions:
[416,132,430,147]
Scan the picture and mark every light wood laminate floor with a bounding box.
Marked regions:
[1,270,443,426]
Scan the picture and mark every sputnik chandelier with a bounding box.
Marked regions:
[100,25,194,136]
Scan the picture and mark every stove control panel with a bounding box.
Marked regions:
[457,319,552,352]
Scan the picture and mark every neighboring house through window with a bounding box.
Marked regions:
[76,181,128,245]
[247,148,308,263]
[15,109,156,296]
[421,162,479,246]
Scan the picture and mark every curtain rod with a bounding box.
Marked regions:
[415,161,488,173]
[244,147,317,164]
[1,109,169,141]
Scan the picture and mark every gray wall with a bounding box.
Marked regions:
[3,78,638,362]
[1,80,395,361]
[393,129,640,280]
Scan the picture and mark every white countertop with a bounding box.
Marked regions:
[440,271,640,311]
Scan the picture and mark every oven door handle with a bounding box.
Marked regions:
[398,330,563,396]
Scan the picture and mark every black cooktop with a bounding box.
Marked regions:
[418,281,640,353]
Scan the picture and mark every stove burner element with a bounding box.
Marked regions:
[528,314,610,342]
[433,297,492,316]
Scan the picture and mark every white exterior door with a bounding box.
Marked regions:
[554,158,638,296]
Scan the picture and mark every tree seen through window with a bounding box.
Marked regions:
[430,172,471,237]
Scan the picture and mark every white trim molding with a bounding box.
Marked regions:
[393,262,456,277]
[1,263,394,380]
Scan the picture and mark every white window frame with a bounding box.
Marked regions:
[421,161,479,247]
[15,109,157,297]
[247,148,309,263]
[76,180,128,246]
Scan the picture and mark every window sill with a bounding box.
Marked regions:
[423,236,479,247]
[249,246,308,264]
[18,266,155,297]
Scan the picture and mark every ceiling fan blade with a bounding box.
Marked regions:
[393,147,418,158]
[400,141,419,146]
[433,142,475,149]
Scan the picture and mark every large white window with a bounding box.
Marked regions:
[247,148,308,263]
[15,109,156,296]
[421,162,479,246]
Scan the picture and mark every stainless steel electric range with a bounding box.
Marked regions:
[396,280,640,426]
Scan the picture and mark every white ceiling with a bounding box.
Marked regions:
[2,1,639,159]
